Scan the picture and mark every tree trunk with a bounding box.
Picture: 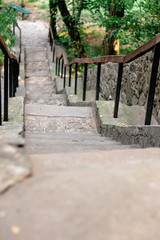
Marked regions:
[102,1,124,55]
[49,0,59,40]
[102,31,119,55]
[57,0,86,58]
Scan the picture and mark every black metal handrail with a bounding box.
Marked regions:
[49,25,160,125]
[0,33,20,125]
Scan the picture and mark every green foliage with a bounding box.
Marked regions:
[38,0,49,10]
[86,0,159,51]
[84,42,102,57]
[52,0,159,58]
[0,3,17,65]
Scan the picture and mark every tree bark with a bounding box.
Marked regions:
[102,1,124,55]
[57,0,86,58]
[49,0,59,40]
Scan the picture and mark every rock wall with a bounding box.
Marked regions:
[87,51,160,124]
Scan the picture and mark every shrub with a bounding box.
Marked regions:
[0,3,17,65]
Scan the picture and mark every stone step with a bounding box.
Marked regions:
[25,132,136,153]
[25,51,47,62]
[25,69,50,78]
[25,47,47,53]
[25,61,49,70]
[26,83,55,95]
[26,76,51,82]
[25,94,67,106]
[25,114,96,134]
[0,96,24,146]
[25,104,93,118]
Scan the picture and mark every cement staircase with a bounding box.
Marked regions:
[24,45,136,153]
[1,23,160,240]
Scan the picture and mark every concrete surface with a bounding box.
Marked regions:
[0,148,160,239]
[25,104,93,118]
[0,143,31,193]
[94,101,160,147]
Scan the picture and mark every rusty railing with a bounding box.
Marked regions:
[49,26,160,125]
[0,29,20,125]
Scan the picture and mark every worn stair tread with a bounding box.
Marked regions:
[25,95,66,105]
[26,76,51,82]
[25,104,93,118]
[25,62,49,70]
[26,85,55,95]
[25,132,135,153]
[26,70,50,77]
[26,81,54,86]
[25,132,137,146]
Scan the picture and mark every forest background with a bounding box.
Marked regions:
[0,0,159,62]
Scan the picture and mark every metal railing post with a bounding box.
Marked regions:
[74,63,78,95]
[4,55,9,121]
[9,59,13,97]
[63,66,66,88]
[52,47,55,62]
[49,30,52,50]
[55,58,58,75]
[58,58,60,76]
[13,60,17,97]
[61,59,64,78]
[114,63,124,118]
[145,43,160,125]
[83,63,88,101]
[69,65,72,87]
[16,61,19,88]
[96,63,101,100]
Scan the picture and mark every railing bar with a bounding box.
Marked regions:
[4,55,8,121]
[63,66,66,88]
[96,63,101,100]
[58,58,60,76]
[52,47,55,62]
[69,65,72,87]
[74,63,78,95]
[13,60,16,97]
[145,43,160,125]
[61,59,64,78]
[16,61,19,88]
[55,58,58,75]
[113,63,124,118]
[9,59,13,97]
[83,63,88,101]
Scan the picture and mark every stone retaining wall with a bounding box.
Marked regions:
[87,51,160,123]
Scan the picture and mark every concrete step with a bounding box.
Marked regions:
[25,104,93,118]
[26,76,51,83]
[25,132,136,153]
[0,96,24,146]
[25,69,50,78]
[25,103,96,134]
[1,148,160,239]
[25,61,49,70]
[25,94,67,106]
[25,51,47,62]
[26,83,55,95]
[25,47,47,53]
